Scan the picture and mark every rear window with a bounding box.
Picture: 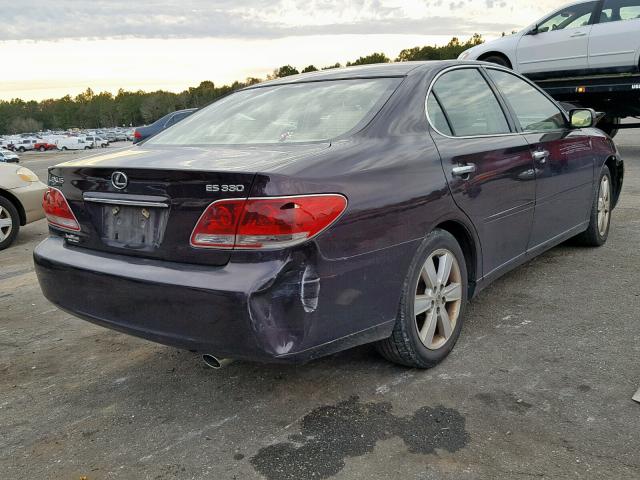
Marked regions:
[146,78,401,145]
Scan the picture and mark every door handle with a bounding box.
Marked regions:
[532,150,549,164]
[452,164,476,177]
[570,32,587,37]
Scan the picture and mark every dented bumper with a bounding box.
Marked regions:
[34,237,415,362]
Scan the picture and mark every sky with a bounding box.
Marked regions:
[0,0,566,101]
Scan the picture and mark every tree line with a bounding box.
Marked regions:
[0,35,483,135]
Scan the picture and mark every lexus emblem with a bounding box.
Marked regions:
[111,171,128,190]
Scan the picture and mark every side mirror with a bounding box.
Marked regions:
[527,25,539,35]
[569,109,596,128]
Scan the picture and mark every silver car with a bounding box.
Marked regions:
[0,164,47,250]
[0,149,19,163]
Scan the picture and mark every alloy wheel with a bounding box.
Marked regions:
[415,249,462,350]
[597,175,611,237]
[0,205,13,242]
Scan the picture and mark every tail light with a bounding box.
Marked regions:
[42,187,80,231]
[134,130,141,139]
[191,194,347,250]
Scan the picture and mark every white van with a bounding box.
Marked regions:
[56,137,90,151]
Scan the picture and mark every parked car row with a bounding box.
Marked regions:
[1,134,111,152]
[1,111,194,152]
[0,126,137,154]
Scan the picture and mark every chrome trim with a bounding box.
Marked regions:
[518,54,587,65]
[589,50,635,58]
[532,150,549,163]
[111,171,128,190]
[452,164,477,176]
[425,64,570,139]
[83,197,169,208]
[425,65,520,140]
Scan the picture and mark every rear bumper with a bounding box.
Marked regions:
[34,237,417,363]
[34,237,287,361]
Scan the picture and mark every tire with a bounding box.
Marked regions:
[18,147,25,153]
[481,55,510,68]
[39,146,46,152]
[0,196,20,251]
[61,147,68,151]
[574,166,612,247]
[376,229,468,368]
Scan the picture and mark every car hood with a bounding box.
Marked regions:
[55,143,331,173]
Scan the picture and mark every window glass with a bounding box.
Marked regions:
[151,112,174,128]
[600,0,640,22]
[426,93,452,136]
[166,111,192,127]
[487,69,565,131]
[147,78,401,145]
[431,69,510,137]
[164,114,178,127]
[537,2,597,31]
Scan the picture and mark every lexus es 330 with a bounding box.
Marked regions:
[34,61,623,367]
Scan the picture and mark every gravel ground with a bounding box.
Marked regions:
[1,135,639,479]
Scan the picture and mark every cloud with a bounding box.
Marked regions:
[0,0,521,41]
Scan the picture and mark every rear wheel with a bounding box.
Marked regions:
[39,146,46,152]
[18,147,25,153]
[0,196,20,251]
[376,229,468,368]
[61,146,68,151]
[574,166,612,246]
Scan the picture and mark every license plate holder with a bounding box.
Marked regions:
[100,205,167,249]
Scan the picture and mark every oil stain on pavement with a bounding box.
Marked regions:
[250,396,469,480]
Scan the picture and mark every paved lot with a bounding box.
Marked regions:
[1,134,639,479]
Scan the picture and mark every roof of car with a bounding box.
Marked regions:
[250,61,462,88]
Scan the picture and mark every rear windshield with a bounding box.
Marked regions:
[146,78,401,145]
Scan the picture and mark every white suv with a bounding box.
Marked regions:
[459,0,640,78]
[84,135,109,148]
[12,139,37,152]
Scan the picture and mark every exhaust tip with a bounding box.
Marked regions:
[203,354,232,369]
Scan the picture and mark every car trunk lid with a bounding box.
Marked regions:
[46,143,329,266]
[47,167,254,266]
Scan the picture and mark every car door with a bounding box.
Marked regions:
[485,68,595,252]
[426,67,536,278]
[589,0,640,70]
[516,1,598,75]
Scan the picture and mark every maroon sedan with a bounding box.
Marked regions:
[34,61,623,368]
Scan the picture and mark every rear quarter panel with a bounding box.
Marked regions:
[245,71,468,261]
[228,71,481,354]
